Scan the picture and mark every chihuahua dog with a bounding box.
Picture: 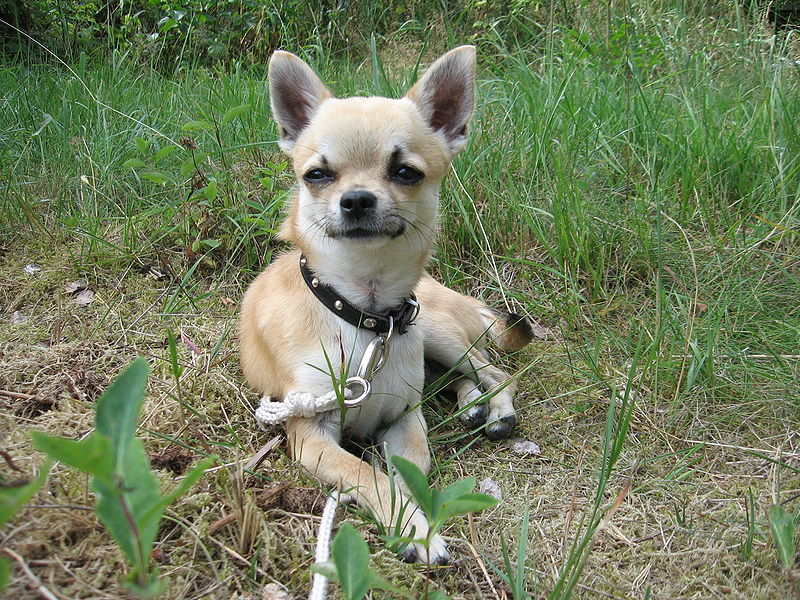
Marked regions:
[240,46,532,564]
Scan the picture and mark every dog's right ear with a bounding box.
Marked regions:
[269,51,332,154]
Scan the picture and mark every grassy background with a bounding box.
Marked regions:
[2,1,799,598]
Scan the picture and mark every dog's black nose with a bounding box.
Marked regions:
[340,189,376,220]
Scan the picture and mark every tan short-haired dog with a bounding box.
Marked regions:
[240,47,531,563]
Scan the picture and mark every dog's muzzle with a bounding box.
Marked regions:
[329,188,405,240]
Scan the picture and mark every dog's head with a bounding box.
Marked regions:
[268,47,475,258]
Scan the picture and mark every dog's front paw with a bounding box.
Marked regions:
[485,414,516,440]
[399,534,450,565]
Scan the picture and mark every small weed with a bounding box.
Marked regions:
[32,359,215,597]
[390,455,499,556]
[313,522,409,600]
[769,504,797,573]
[741,487,757,560]
[487,508,534,600]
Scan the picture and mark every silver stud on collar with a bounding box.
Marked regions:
[311,277,319,287]
[334,300,343,310]
[299,257,307,266]
[363,318,377,329]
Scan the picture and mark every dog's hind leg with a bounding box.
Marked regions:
[429,345,518,440]
[458,350,518,440]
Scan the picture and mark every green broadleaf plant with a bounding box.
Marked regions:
[391,455,499,550]
[768,504,797,572]
[32,358,215,597]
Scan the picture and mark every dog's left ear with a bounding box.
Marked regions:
[406,45,476,158]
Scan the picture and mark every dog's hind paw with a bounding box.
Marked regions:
[460,402,488,427]
[485,414,516,440]
[399,535,450,565]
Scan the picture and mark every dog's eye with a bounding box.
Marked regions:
[390,165,424,185]
[304,168,334,183]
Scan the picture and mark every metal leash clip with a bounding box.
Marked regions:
[343,318,394,407]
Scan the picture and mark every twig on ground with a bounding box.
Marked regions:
[0,389,36,401]
[463,537,501,600]
[245,435,283,471]
[0,449,23,472]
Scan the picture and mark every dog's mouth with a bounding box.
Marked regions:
[326,218,406,241]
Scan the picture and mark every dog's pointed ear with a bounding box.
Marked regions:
[406,45,476,158]
[269,51,332,154]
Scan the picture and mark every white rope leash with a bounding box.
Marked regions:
[255,392,347,600]
[254,389,352,427]
[308,491,341,600]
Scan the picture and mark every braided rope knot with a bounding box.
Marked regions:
[255,388,352,428]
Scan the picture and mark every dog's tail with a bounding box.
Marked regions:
[477,305,534,352]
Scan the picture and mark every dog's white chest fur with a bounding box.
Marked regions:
[295,322,424,440]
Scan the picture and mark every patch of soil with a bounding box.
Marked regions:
[276,485,327,515]
[149,446,195,475]
[0,342,117,418]
[250,481,326,516]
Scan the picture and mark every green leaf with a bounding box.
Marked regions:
[32,433,113,486]
[167,330,182,378]
[0,464,49,525]
[0,556,9,594]
[221,103,251,125]
[92,438,162,568]
[331,522,371,600]
[141,171,170,185]
[199,238,221,249]
[769,504,796,570]
[433,477,476,515]
[95,358,149,472]
[152,145,178,163]
[134,137,149,153]
[90,359,161,570]
[122,158,147,169]
[391,456,432,515]
[310,561,337,580]
[438,494,499,522]
[182,120,212,131]
[202,179,217,201]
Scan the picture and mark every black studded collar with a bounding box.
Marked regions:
[299,254,419,335]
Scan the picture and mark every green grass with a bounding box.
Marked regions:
[2,2,800,599]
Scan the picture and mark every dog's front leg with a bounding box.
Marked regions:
[377,407,450,565]
[287,414,447,564]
